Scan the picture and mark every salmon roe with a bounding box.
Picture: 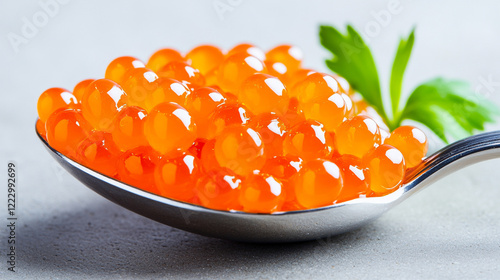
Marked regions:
[152,78,191,110]
[121,68,159,109]
[117,146,161,195]
[81,79,128,132]
[154,152,200,202]
[239,172,285,213]
[158,61,205,89]
[385,126,428,168]
[45,108,91,158]
[335,155,370,202]
[111,106,148,151]
[76,131,120,177]
[185,87,227,139]
[144,102,197,155]
[335,115,381,158]
[195,168,242,211]
[105,56,145,84]
[283,120,334,160]
[146,48,184,72]
[249,113,288,157]
[72,79,95,103]
[206,103,253,139]
[292,159,343,209]
[292,72,343,102]
[217,53,267,94]
[200,139,220,172]
[261,155,303,211]
[37,43,428,214]
[37,88,78,122]
[186,45,224,75]
[285,69,315,89]
[363,144,406,195]
[214,126,265,176]
[266,45,303,73]
[239,73,289,115]
[226,43,266,61]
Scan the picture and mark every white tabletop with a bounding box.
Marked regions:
[1,0,500,278]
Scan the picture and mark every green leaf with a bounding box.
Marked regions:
[389,28,415,124]
[319,24,498,143]
[319,25,387,121]
[400,78,500,143]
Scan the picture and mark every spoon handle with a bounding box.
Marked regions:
[403,130,500,194]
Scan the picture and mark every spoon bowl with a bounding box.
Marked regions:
[36,125,500,243]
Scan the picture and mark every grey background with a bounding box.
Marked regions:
[1,0,500,279]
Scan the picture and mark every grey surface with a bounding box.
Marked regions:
[1,0,500,279]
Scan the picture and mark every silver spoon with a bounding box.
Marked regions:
[36,125,500,243]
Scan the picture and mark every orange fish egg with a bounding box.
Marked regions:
[188,138,208,159]
[265,61,289,81]
[200,139,220,172]
[37,87,78,123]
[144,102,197,155]
[185,87,227,139]
[334,155,371,202]
[147,48,184,72]
[363,144,406,195]
[214,126,265,176]
[76,131,121,177]
[335,115,381,158]
[206,103,253,139]
[72,79,95,103]
[301,92,348,132]
[283,120,334,160]
[121,67,159,109]
[385,125,428,168]
[218,89,238,104]
[81,79,128,132]
[36,119,47,140]
[282,97,306,127]
[154,152,200,202]
[45,109,91,158]
[266,44,303,73]
[249,113,288,157]
[117,146,161,195]
[111,106,148,151]
[158,61,205,89]
[217,53,267,94]
[185,45,225,75]
[261,155,303,211]
[146,78,192,110]
[104,56,145,84]
[239,73,289,115]
[261,155,302,181]
[341,93,354,118]
[204,68,219,87]
[226,43,266,61]
[195,168,243,211]
[238,172,285,213]
[292,159,343,209]
[284,68,316,90]
[292,72,344,103]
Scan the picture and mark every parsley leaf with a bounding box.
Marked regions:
[400,78,499,143]
[319,24,499,143]
[389,28,414,125]
[319,25,387,121]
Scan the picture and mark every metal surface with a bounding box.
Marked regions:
[36,126,500,243]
